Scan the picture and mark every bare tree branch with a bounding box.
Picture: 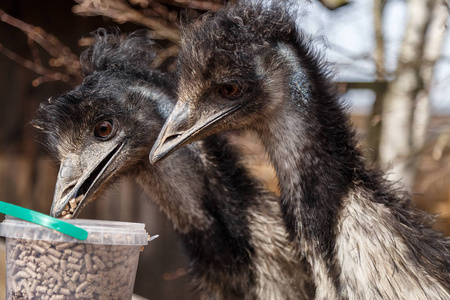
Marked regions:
[0,43,71,86]
[71,0,227,68]
[73,0,181,43]
[0,8,82,85]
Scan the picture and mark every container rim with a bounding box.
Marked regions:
[0,216,149,246]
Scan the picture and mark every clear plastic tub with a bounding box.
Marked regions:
[0,216,149,300]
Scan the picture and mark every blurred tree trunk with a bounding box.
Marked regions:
[373,0,386,80]
[366,0,386,163]
[377,0,448,190]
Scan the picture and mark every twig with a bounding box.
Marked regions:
[0,43,71,86]
[150,44,180,69]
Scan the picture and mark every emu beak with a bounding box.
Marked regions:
[50,141,126,218]
[150,100,243,164]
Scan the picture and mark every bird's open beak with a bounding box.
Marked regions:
[50,141,126,218]
[150,100,243,164]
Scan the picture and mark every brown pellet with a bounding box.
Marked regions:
[60,260,67,270]
[67,262,82,271]
[84,253,93,272]
[55,242,72,251]
[26,261,37,271]
[67,256,78,264]
[30,279,38,292]
[47,248,62,258]
[48,254,60,265]
[36,285,48,294]
[47,267,63,283]
[92,256,105,270]
[67,281,76,292]
[71,250,83,258]
[15,260,26,267]
[59,287,71,295]
[73,245,85,252]
[75,281,89,294]
[39,255,54,267]
[69,199,77,210]
[13,271,30,280]
[31,244,46,254]
[24,267,37,278]
[71,271,80,283]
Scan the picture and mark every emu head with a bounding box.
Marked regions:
[35,30,174,218]
[150,2,310,163]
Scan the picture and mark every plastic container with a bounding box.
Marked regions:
[0,216,149,300]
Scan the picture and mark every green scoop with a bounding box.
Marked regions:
[0,201,88,240]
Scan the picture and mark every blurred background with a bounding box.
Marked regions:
[0,0,449,299]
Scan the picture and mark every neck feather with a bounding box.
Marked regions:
[253,41,362,295]
[260,41,358,243]
[136,144,212,233]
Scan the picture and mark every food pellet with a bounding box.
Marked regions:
[60,287,71,295]
[71,271,80,283]
[31,244,46,254]
[55,243,72,251]
[71,250,83,259]
[24,267,37,278]
[92,256,105,270]
[39,256,54,267]
[84,254,93,272]
[68,263,82,272]
[30,279,38,292]
[68,256,78,264]
[36,286,47,294]
[15,260,26,267]
[69,199,77,210]
[67,281,76,292]
[75,281,89,294]
[48,255,60,265]
[27,262,37,271]
[47,248,62,258]
[6,238,139,300]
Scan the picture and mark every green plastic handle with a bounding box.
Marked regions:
[0,201,88,240]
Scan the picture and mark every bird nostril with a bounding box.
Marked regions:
[164,134,181,144]
[61,184,76,199]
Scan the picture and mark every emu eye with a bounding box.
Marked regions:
[94,120,114,139]
[218,84,242,99]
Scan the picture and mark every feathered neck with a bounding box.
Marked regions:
[254,37,450,298]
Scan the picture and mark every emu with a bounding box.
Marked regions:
[34,31,314,299]
[150,2,450,299]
